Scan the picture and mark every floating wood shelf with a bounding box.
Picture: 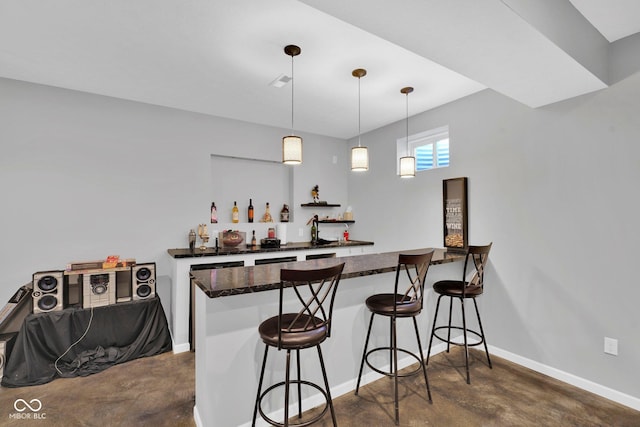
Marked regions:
[300,203,341,207]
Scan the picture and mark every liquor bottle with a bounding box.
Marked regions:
[251,230,257,249]
[189,229,196,251]
[210,202,217,223]
[248,199,254,223]
[232,201,239,223]
[311,221,317,243]
[262,202,273,223]
[280,204,290,222]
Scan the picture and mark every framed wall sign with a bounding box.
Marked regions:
[443,177,468,252]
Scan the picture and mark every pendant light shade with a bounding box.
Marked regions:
[351,68,369,171]
[282,135,302,164]
[351,146,369,171]
[399,155,416,178]
[399,86,415,178]
[282,45,302,165]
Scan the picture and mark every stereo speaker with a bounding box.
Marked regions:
[83,271,116,308]
[0,332,17,380]
[132,263,156,301]
[116,269,132,303]
[32,271,64,314]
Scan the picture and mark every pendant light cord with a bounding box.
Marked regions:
[405,91,410,151]
[290,54,295,136]
[358,75,362,147]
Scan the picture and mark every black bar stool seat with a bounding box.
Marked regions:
[258,313,328,348]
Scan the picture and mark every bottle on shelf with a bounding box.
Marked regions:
[189,229,196,251]
[210,202,217,224]
[232,201,239,223]
[261,202,273,223]
[248,199,254,223]
[311,221,318,243]
[251,230,257,249]
[280,204,290,222]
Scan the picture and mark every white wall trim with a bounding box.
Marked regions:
[488,345,640,411]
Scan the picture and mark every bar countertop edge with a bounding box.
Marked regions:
[190,247,463,298]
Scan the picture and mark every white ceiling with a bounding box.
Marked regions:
[1,0,639,139]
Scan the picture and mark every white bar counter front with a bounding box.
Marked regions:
[189,248,462,427]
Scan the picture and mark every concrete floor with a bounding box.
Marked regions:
[1,348,638,426]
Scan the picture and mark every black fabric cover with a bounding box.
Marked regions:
[2,296,171,387]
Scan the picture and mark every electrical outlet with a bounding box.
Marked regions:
[298,228,304,237]
[604,337,618,355]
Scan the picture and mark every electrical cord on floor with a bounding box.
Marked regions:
[54,306,94,376]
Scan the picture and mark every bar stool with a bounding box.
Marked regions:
[252,262,345,427]
[355,251,434,426]
[426,243,492,384]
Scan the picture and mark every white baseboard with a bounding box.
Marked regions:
[488,345,640,411]
[193,405,203,427]
[172,341,190,354]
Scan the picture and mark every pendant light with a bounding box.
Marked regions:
[351,68,369,171]
[399,86,416,178]
[282,44,302,165]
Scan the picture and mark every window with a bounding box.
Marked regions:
[397,125,449,174]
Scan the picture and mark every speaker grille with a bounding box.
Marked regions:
[32,271,64,313]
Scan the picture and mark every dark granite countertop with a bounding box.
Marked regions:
[168,240,374,258]
[190,248,463,298]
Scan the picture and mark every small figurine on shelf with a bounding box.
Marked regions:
[311,185,320,203]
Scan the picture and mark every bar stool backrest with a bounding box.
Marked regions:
[462,243,492,293]
[278,263,345,347]
[395,251,434,310]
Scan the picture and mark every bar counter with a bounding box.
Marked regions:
[190,247,462,298]
[191,247,464,426]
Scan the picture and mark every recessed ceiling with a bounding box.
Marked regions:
[0,0,638,139]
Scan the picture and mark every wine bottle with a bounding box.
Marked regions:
[280,204,289,222]
[251,230,257,248]
[232,201,239,223]
[210,202,218,223]
[248,198,254,223]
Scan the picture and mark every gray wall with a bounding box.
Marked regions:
[0,77,347,300]
[347,74,640,399]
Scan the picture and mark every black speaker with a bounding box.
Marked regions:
[132,263,156,301]
[32,271,64,314]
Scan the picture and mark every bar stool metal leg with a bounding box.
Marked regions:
[296,349,302,420]
[392,317,399,425]
[412,317,432,403]
[460,297,470,384]
[253,345,270,427]
[426,294,443,365]
[355,312,375,394]
[473,298,492,368]
[317,345,338,427]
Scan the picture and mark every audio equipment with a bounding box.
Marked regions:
[63,273,83,309]
[0,332,17,381]
[132,263,156,301]
[32,271,64,314]
[82,271,116,308]
[116,269,132,303]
